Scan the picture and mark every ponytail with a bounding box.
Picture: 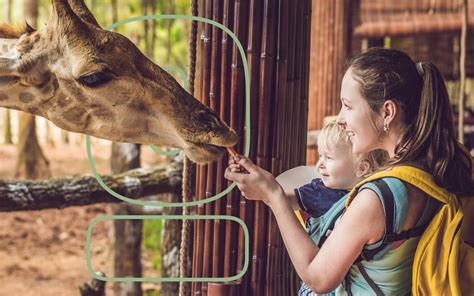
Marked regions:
[394,62,473,197]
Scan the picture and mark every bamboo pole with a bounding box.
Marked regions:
[259,0,278,294]
[272,0,290,289]
[215,0,233,281]
[222,0,246,284]
[458,0,468,143]
[200,0,214,288]
[233,0,251,293]
[192,1,204,294]
[287,0,299,170]
[201,0,222,291]
[246,1,265,294]
[223,0,238,280]
[209,0,224,281]
[194,1,212,293]
[301,0,311,167]
[293,0,304,171]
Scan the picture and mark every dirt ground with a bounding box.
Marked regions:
[0,140,168,296]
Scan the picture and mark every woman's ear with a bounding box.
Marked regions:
[356,160,371,178]
[382,100,398,126]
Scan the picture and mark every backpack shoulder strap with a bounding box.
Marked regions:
[346,166,458,208]
[354,178,429,262]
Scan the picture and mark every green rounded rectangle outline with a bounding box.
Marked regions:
[84,14,252,208]
[86,215,249,282]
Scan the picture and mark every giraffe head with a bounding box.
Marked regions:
[0,0,238,163]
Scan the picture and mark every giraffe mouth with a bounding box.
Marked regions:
[183,141,227,163]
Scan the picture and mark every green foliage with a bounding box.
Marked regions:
[142,219,163,271]
[0,0,190,73]
[145,290,160,296]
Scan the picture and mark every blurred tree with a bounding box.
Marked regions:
[111,0,118,24]
[141,0,150,57]
[3,0,13,145]
[110,142,143,296]
[61,129,69,144]
[149,0,157,60]
[15,0,51,180]
[165,1,175,63]
[3,110,13,144]
[45,121,55,147]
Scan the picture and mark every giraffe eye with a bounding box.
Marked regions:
[79,72,112,88]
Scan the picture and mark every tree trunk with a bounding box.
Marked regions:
[2,0,12,145]
[150,0,157,60]
[160,192,182,296]
[111,0,118,24]
[15,0,51,180]
[15,113,51,179]
[142,0,150,57]
[45,120,55,147]
[111,143,143,296]
[3,0,11,21]
[3,109,13,144]
[165,1,175,63]
[61,129,69,144]
[0,163,182,212]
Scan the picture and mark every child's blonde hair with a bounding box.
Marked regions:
[318,121,387,176]
[317,121,351,152]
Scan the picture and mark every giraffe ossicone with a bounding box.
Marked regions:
[0,0,238,163]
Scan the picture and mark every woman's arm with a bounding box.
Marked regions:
[284,190,303,210]
[225,156,385,293]
[268,187,385,292]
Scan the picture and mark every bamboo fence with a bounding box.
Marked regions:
[190,0,312,295]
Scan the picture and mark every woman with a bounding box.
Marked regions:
[224,48,472,295]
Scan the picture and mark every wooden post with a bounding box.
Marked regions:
[307,0,353,165]
[458,0,468,143]
[110,143,142,296]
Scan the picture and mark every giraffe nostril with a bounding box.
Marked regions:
[196,109,220,128]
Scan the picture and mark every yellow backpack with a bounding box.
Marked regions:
[345,166,474,296]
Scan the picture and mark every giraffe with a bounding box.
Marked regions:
[0,0,238,163]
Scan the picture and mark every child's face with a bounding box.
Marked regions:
[316,144,361,190]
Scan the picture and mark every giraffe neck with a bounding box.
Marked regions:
[0,80,58,118]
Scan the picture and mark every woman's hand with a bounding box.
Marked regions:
[224,155,284,206]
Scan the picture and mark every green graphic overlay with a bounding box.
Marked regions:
[86,215,249,282]
[86,14,251,207]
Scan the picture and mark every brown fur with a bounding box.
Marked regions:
[0,24,26,39]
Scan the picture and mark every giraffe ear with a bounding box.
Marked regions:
[67,0,101,29]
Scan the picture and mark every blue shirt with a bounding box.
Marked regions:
[294,178,348,218]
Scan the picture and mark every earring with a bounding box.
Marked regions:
[383,123,390,133]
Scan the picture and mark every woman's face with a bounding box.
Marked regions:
[336,69,383,154]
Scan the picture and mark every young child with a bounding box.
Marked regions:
[293,121,383,219]
[294,121,385,295]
